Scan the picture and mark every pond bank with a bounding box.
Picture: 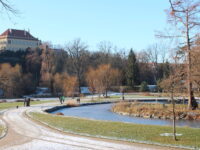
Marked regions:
[112,102,200,121]
[47,102,200,128]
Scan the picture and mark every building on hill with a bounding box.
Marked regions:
[0,29,40,51]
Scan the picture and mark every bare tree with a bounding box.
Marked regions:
[146,44,159,83]
[160,54,185,141]
[157,42,170,63]
[40,49,55,89]
[86,64,121,98]
[190,40,200,98]
[63,75,78,97]
[85,67,96,100]
[0,63,23,97]
[66,39,88,95]
[52,73,78,97]
[167,0,200,109]
[97,41,113,64]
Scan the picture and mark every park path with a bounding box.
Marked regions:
[0,104,181,150]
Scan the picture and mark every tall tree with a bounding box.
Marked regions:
[66,39,88,95]
[167,0,200,109]
[97,41,113,64]
[0,63,23,97]
[146,44,160,83]
[190,39,200,98]
[53,73,78,97]
[86,64,121,98]
[25,48,42,85]
[40,48,56,90]
[126,49,140,88]
[85,67,97,98]
[160,54,185,141]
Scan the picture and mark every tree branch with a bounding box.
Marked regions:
[0,0,18,14]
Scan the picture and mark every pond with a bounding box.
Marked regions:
[51,103,200,128]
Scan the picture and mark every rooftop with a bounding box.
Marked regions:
[0,29,38,41]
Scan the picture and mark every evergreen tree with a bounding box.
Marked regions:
[157,61,170,80]
[126,49,140,88]
[139,81,149,92]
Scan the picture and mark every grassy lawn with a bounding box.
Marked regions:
[0,100,55,110]
[30,112,200,149]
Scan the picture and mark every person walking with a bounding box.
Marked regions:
[27,98,30,107]
[24,97,27,107]
[61,96,65,104]
[59,96,62,104]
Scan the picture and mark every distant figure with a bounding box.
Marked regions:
[16,106,19,109]
[61,96,65,104]
[24,97,30,107]
[27,98,31,107]
[24,98,27,107]
[77,98,80,104]
[59,96,62,104]
[191,91,198,110]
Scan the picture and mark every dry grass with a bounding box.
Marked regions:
[66,100,80,107]
[112,102,200,120]
[55,112,64,115]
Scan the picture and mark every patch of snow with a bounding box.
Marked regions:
[160,133,183,137]
[80,87,91,94]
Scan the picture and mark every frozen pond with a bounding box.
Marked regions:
[51,103,200,128]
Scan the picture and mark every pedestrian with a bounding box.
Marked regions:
[61,96,65,104]
[24,97,27,107]
[59,96,62,104]
[77,97,80,104]
[25,98,30,107]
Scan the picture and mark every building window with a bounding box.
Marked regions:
[8,40,11,44]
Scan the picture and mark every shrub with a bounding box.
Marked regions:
[139,81,149,92]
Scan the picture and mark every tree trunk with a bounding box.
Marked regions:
[186,12,193,110]
[187,50,193,110]
[171,90,177,141]
[105,89,108,98]
[77,72,81,97]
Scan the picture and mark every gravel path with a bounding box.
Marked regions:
[0,105,182,150]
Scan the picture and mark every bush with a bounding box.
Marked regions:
[139,81,149,92]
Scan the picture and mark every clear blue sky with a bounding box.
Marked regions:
[0,0,170,51]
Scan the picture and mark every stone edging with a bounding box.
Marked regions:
[45,102,113,113]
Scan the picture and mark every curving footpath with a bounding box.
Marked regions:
[0,105,181,150]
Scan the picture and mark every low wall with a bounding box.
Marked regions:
[45,101,113,113]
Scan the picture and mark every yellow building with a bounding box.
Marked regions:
[0,29,40,51]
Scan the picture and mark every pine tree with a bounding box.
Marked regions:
[126,49,140,88]
[140,81,149,92]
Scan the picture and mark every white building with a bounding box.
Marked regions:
[0,29,40,51]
